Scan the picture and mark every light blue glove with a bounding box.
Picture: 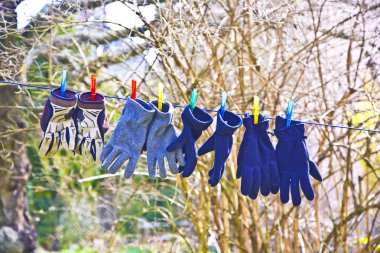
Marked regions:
[146,101,185,178]
[100,97,155,178]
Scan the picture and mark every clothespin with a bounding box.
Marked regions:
[285,99,294,127]
[60,69,67,97]
[189,88,198,111]
[91,74,96,101]
[220,92,227,118]
[131,79,137,100]
[158,83,163,111]
[253,96,259,124]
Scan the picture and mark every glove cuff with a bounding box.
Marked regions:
[49,88,77,107]
[216,110,243,135]
[123,97,155,125]
[150,101,174,126]
[243,113,269,132]
[182,105,213,130]
[274,116,305,139]
[77,92,105,110]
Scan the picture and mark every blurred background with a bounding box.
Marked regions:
[0,0,379,252]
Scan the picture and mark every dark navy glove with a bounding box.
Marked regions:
[274,116,323,206]
[237,114,279,199]
[198,110,242,187]
[166,105,213,177]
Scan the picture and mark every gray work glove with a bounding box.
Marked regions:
[146,101,185,179]
[100,97,155,178]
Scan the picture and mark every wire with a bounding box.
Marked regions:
[1,80,380,134]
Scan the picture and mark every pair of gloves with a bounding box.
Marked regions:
[100,97,185,179]
[39,88,109,161]
[166,107,243,188]
[237,114,323,206]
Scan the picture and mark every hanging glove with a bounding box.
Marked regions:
[198,110,242,187]
[166,105,213,177]
[100,97,155,177]
[236,113,279,199]
[274,116,323,206]
[146,101,185,179]
[76,92,109,162]
[39,88,77,157]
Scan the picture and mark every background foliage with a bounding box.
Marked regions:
[0,0,380,252]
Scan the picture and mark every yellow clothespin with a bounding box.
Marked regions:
[253,96,259,124]
[158,83,163,111]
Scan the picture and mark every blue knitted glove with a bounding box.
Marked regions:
[146,101,185,179]
[198,110,242,187]
[166,106,213,177]
[39,88,77,157]
[274,116,323,206]
[236,114,279,199]
[100,97,155,178]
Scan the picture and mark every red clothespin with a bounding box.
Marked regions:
[91,74,96,101]
[131,79,137,100]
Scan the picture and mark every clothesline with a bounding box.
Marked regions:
[1,80,379,134]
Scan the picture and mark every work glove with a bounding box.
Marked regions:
[274,116,323,206]
[198,110,242,187]
[146,101,185,179]
[39,88,77,157]
[100,97,155,177]
[76,92,109,162]
[236,113,279,199]
[166,105,213,177]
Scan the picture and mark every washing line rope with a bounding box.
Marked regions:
[1,80,379,134]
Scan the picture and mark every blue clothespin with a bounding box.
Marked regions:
[220,92,227,118]
[285,99,294,127]
[60,69,67,97]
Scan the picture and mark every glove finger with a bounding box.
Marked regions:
[158,157,167,178]
[260,167,271,197]
[291,174,301,206]
[90,139,103,162]
[95,140,103,162]
[198,135,215,156]
[240,166,253,196]
[300,175,315,201]
[61,125,76,151]
[248,167,261,200]
[208,167,214,177]
[181,140,197,177]
[270,162,280,192]
[309,160,323,181]
[147,155,157,179]
[208,164,225,187]
[167,153,179,175]
[108,152,128,174]
[236,166,242,179]
[78,137,86,155]
[39,133,60,157]
[101,148,121,171]
[166,131,187,152]
[280,172,291,204]
[175,149,185,167]
[100,143,113,161]
[124,155,140,178]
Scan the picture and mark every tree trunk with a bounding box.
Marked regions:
[0,1,37,252]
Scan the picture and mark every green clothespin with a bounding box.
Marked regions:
[190,88,198,111]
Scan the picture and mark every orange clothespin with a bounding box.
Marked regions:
[131,79,137,100]
[91,74,96,101]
